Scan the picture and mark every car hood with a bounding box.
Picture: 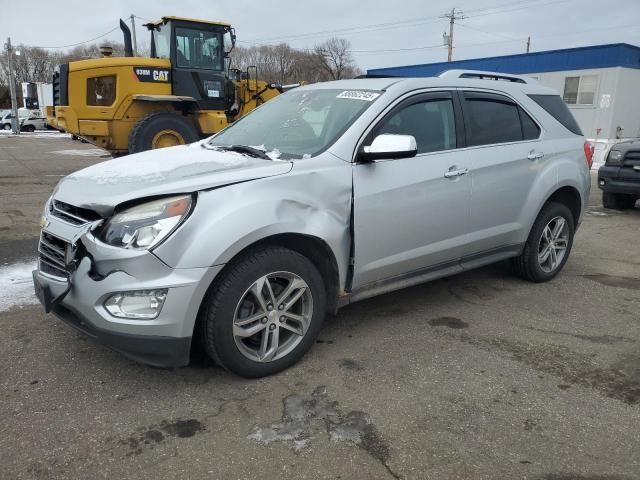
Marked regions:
[53,142,293,217]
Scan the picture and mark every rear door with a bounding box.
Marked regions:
[458,90,543,256]
[352,91,471,288]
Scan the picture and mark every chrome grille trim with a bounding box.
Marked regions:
[38,231,72,279]
[39,257,67,279]
[48,200,100,226]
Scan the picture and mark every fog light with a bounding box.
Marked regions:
[599,179,605,186]
[104,289,168,319]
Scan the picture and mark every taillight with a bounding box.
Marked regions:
[584,141,594,169]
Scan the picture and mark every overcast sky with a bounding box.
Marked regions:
[2,0,640,70]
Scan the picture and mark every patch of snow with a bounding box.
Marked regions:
[52,149,110,157]
[267,148,281,160]
[0,259,38,313]
[70,144,252,185]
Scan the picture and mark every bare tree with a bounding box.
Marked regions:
[313,37,356,80]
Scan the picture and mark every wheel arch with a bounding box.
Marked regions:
[543,185,583,227]
[189,232,342,361]
[205,232,341,315]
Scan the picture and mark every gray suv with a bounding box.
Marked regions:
[33,70,591,377]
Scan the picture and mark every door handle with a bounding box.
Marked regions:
[444,167,468,178]
[527,150,544,160]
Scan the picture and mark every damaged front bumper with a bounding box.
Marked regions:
[33,211,221,367]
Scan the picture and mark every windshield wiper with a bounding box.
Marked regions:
[208,144,273,160]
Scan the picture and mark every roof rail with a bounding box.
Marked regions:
[438,69,532,84]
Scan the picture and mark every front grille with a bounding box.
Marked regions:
[49,200,100,226]
[623,150,640,168]
[38,231,72,279]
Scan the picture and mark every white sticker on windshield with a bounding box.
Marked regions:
[336,91,381,101]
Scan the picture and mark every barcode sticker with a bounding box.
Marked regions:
[336,91,381,101]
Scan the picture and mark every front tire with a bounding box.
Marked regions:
[513,202,575,283]
[128,111,199,154]
[602,191,637,210]
[200,245,326,378]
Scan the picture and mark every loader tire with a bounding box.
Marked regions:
[128,111,199,154]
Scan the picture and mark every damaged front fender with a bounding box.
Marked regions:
[153,154,354,291]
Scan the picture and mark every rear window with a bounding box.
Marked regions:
[528,94,582,136]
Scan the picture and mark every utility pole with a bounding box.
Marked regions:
[5,37,20,134]
[526,36,531,53]
[443,8,464,62]
[130,14,138,56]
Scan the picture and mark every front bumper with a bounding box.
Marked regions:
[33,213,222,367]
[598,165,640,195]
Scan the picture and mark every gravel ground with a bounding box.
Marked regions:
[1,135,639,480]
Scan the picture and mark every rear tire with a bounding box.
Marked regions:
[602,191,637,210]
[513,202,575,283]
[2,124,10,130]
[200,245,326,378]
[22,125,35,132]
[128,111,199,154]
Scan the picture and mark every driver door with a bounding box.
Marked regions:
[171,23,228,111]
[352,91,471,289]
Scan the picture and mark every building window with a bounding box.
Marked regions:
[563,75,597,105]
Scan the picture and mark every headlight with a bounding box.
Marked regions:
[99,195,193,250]
[608,150,623,164]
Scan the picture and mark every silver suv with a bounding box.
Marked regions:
[33,70,591,377]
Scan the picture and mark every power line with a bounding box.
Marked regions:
[464,0,568,19]
[239,18,444,45]
[456,22,519,41]
[356,21,637,59]
[23,17,139,50]
[353,43,445,54]
[26,25,122,49]
[240,0,567,46]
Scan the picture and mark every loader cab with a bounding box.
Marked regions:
[146,16,236,111]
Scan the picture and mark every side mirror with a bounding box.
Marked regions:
[359,134,417,162]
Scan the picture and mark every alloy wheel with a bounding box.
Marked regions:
[537,216,569,273]
[233,271,313,363]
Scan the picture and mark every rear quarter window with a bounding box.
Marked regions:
[528,94,583,136]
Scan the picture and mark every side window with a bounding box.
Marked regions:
[86,76,117,106]
[519,107,541,140]
[378,99,456,154]
[464,97,522,146]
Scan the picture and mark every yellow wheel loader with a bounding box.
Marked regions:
[47,16,285,155]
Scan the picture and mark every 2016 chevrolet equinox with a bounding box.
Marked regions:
[33,70,592,377]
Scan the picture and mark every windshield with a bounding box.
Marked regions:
[208,89,382,159]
